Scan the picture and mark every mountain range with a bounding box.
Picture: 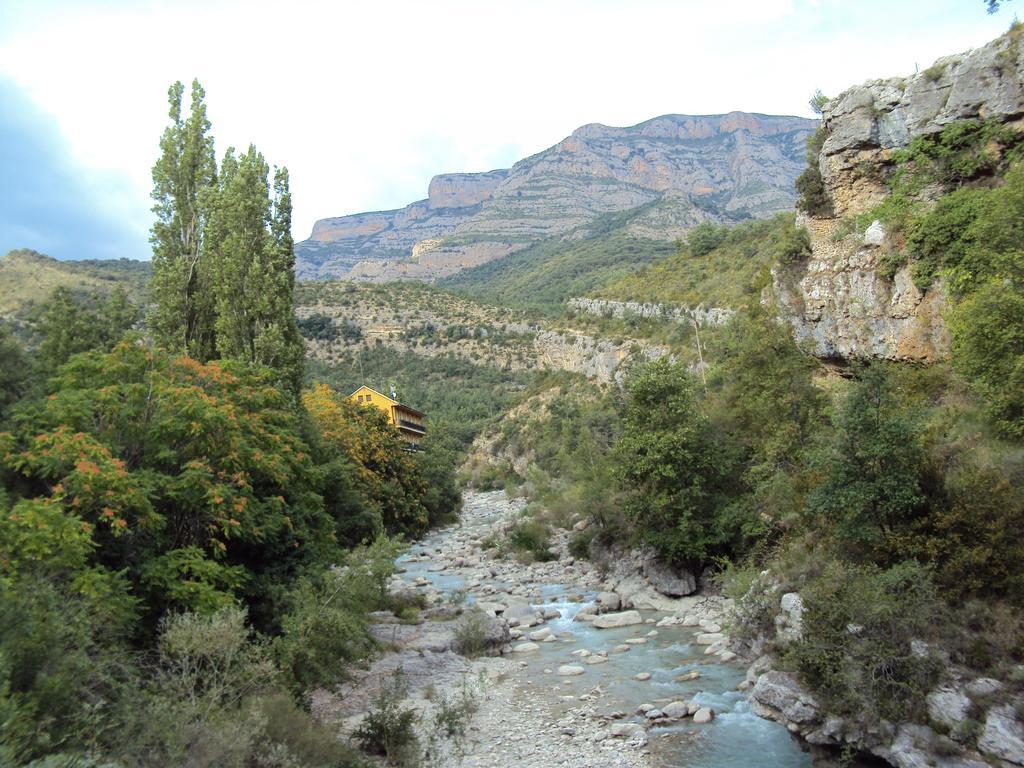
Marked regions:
[294,112,816,282]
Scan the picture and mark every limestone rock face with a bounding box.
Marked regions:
[979,705,1024,765]
[820,33,1024,217]
[296,112,815,280]
[775,30,1024,362]
[774,216,951,362]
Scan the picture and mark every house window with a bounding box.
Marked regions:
[357,395,364,402]
[366,394,372,401]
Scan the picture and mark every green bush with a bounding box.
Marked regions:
[795,127,833,217]
[686,222,729,257]
[770,221,811,265]
[507,518,556,562]
[275,537,402,693]
[353,673,420,766]
[787,560,943,723]
[253,692,367,768]
[568,527,596,560]
[453,609,491,658]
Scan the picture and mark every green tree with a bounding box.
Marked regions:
[808,89,829,115]
[0,324,29,420]
[2,344,339,629]
[686,222,728,257]
[206,147,304,395]
[795,127,832,216]
[32,287,138,378]
[149,79,218,361]
[707,309,823,526]
[805,365,929,562]
[614,359,739,568]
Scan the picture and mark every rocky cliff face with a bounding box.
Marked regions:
[296,112,815,281]
[776,31,1024,362]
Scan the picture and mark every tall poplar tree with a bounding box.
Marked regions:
[149,80,218,360]
[206,146,304,394]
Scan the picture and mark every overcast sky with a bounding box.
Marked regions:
[0,0,1016,260]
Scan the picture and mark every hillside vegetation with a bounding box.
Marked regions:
[439,212,675,313]
[0,249,150,318]
[592,213,808,309]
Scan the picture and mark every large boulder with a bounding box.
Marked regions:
[979,705,1024,765]
[775,592,805,644]
[642,556,697,597]
[926,686,971,732]
[597,591,621,611]
[592,610,644,629]
[750,671,821,727]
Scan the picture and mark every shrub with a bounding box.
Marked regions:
[770,221,811,265]
[253,692,366,768]
[787,560,943,723]
[796,127,833,217]
[686,222,729,257]
[275,537,401,693]
[425,681,480,764]
[353,673,420,766]
[452,609,490,658]
[568,526,596,560]
[507,518,556,562]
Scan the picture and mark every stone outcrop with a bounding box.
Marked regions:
[775,30,1024,362]
[567,297,735,327]
[742,595,1024,768]
[819,32,1024,218]
[773,217,951,361]
[296,112,815,281]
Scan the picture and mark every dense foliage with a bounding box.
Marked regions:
[0,81,463,768]
[149,80,303,394]
[594,214,796,308]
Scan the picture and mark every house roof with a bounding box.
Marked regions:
[348,385,425,418]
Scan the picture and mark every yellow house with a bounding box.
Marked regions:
[348,385,426,446]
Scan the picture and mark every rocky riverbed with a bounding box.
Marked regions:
[312,491,813,767]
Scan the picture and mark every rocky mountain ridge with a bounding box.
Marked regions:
[296,112,816,281]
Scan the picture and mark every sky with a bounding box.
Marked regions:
[0,0,1017,260]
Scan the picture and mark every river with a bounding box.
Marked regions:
[392,490,813,768]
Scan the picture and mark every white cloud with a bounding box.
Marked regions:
[0,0,1013,249]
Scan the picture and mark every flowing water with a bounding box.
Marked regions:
[396,494,813,768]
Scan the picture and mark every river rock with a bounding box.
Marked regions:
[696,632,724,645]
[675,670,701,682]
[662,701,690,719]
[592,610,643,629]
[512,642,539,653]
[978,705,1024,764]
[634,672,652,681]
[557,665,585,676]
[584,654,609,665]
[530,627,553,641]
[574,603,599,622]
[609,722,645,738]
[598,591,622,611]
[693,707,715,724]
[642,555,697,597]
[751,671,821,726]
